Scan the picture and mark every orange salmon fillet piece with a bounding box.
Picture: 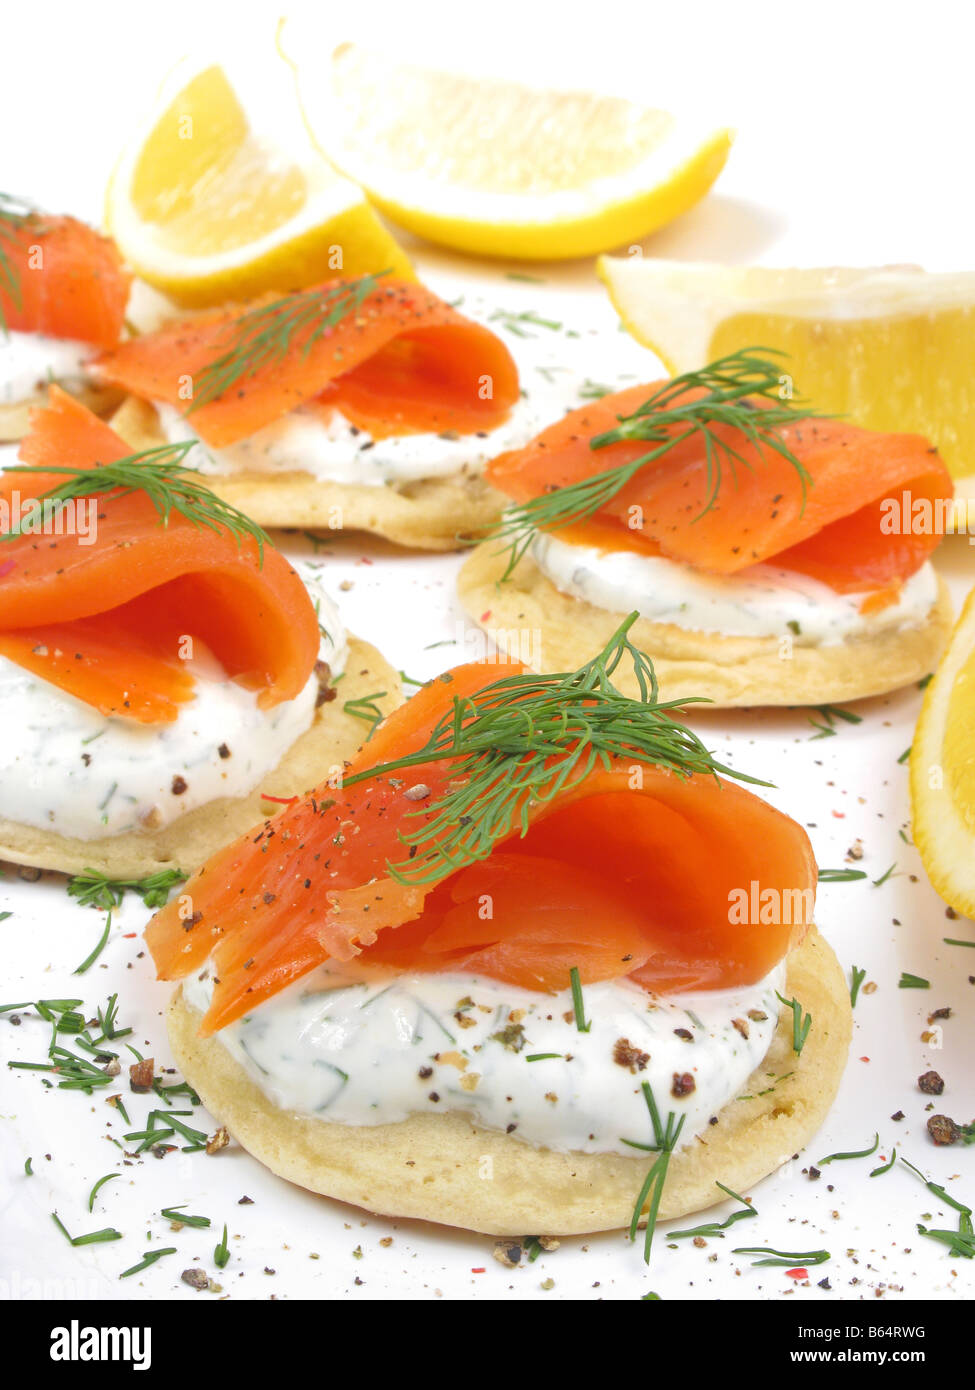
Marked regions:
[145,659,815,1034]
[487,383,954,593]
[93,278,520,448]
[0,388,319,722]
[0,213,130,347]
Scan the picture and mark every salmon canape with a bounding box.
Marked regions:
[0,387,399,878]
[458,351,955,706]
[148,622,851,1240]
[92,275,535,550]
[0,197,131,439]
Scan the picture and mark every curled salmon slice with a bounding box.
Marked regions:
[487,383,954,593]
[145,659,815,1034]
[93,278,520,448]
[0,388,319,721]
[0,212,130,347]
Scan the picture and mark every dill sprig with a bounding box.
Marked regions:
[623,1081,686,1263]
[342,612,765,886]
[214,1223,231,1269]
[51,1211,122,1247]
[343,690,389,739]
[73,911,113,975]
[849,964,867,1007]
[817,867,867,883]
[120,1247,178,1279]
[732,1245,830,1268]
[898,971,930,989]
[67,867,186,912]
[490,348,822,580]
[87,1173,121,1212]
[665,1182,756,1241]
[568,967,590,1033]
[818,1132,879,1165]
[0,192,39,334]
[161,1204,211,1228]
[3,445,271,562]
[902,1157,974,1258]
[869,1148,897,1177]
[187,272,388,411]
[775,991,812,1054]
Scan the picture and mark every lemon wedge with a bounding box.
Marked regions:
[911,586,975,917]
[106,62,412,307]
[291,41,732,261]
[598,257,975,487]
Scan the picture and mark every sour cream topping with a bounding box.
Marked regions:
[183,959,785,1157]
[0,331,95,405]
[0,560,346,841]
[531,530,939,646]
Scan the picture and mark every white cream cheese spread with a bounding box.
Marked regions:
[531,530,939,645]
[0,561,346,840]
[183,959,785,1156]
[0,331,95,405]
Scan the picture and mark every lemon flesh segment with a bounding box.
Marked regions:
[944,646,975,834]
[712,306,975,484]
[911,588,975,917]
[598,257,975,484]
[299,43,733,260]
[108,63,412,307]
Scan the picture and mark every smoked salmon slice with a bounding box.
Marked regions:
[487,383,954,593]
[146,656,816,1035]
[0,208,130,347]
[92,278,520,448]
[0,387,319,722]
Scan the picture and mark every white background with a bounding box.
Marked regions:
[1,0,974,1303]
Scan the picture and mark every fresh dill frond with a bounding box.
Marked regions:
[775,991,812,1053]
[187,272,388,411]
[665,1182,756,1241]
[3,445,271,561]
[73,911,113,975]
[343,690,389,739]
[622,1081,686,1263]
[849,964,867,1007]
[342,612,764,886]
[490,348,824,580]
[817,867,867,883]
[731,1245,830,1268]
[818,1133,879,1165]
[67,867,186,912]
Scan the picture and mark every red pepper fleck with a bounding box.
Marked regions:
[471,1267,486,1273]
[261,793,299,806]
[122,932,137,939]
[480,611,492,622]
[785,1267,808,1279]
[831,810,846,818]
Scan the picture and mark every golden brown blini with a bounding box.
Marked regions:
[110,396,507,552]
[166,928,850,1237]
[457,542,953,707]
[0,638,400,880]
[0,385,123,442]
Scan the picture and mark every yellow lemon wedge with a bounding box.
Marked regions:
[911,586,975,917]
[597,257,975,490]
[106,62,412,307]
[291,41,733,261]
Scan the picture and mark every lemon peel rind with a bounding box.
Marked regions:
[911,585,975,917]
